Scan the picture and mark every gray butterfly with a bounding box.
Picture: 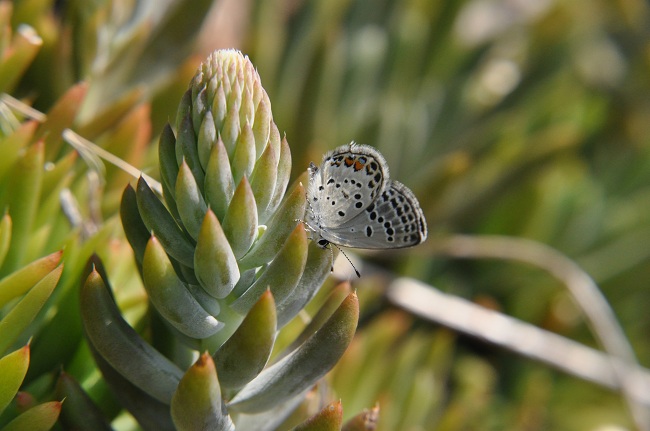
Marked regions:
[305,143,427,252]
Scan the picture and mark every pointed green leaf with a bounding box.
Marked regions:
[54,371,112,431]
[198,110,218,171]
[136,176,195,268]
[0,265,62,355]
[276,242,333,328]
[171,353,235,431]
[88,341,175,430]
[231,122,256,185]
[0,250,62,309]
[231,224,308,314]
[2,401,61,431]
[143,235,223,339]
[204,137,235,221]
[266,136,292,221]
[280,282,352,357]
[120,184,150,269]
[228,292,358,413]
[249,137,278,222]
[80,270,183,404]
[176,160,209,240]
[223,177,258,259]
[238,180,307,269]
[0,345,29,415]
[220,102,240,154]
[214,290,276,390]
[194,210,240,299]
[159,123,179,200]
[177,113,204,190]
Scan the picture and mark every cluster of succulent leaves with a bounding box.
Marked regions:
[0,2,375,430]
[3,0,650,430]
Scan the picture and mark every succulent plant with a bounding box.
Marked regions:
[80,49,363,430]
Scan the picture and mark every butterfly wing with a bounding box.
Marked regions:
[311,143,389,226]
[320,180,428,249]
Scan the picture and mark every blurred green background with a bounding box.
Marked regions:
[4,0,650,429]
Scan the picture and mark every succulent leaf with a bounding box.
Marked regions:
[0,250,62,309]
[171,353,235,431]
[80,270,183,404]
[176,160,209,240]
[1,401,61,431]
[222,177,258,259]
[194,209,240,299]
[0,265,62,355]
[54,371,113,431]
[231,223,308,314]
[143,235,223,339]
[0,345,29,415]
[228,292,359,413]
[135,176,195,268]
[214,290,277,390]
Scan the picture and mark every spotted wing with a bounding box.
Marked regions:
[314,143,389,226]
[320,180,428,249]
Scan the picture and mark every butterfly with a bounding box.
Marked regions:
[304,143,427,259]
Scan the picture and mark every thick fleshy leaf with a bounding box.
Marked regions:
[221,94,240,154]
[0,265,62,355]
[0,250,62,309]
[80,270,183,404]
[54,371,112,431]
[120,184,150,268]
[252,93,271,156]
[279,282,352,359]
[293,400,343,431]
[0,345,29,415]
[231,122,256,185]
[0,25,42,94]
[266,136,293,221]
[204,137,235,221]
[194,209,240,299]
[222,177,258,259]
[88,341,175,431]
[136,176,195,268]
[238,181,307,270]
[198,110,217,170]
[276,242,333,328]
[143,235,223,339]
[1,401,61,431]
[231,224,308,314]
[171,353,235,431]
[228,292,359,413]
[177,113,205,191]
[176,160,209,240]
[159,123,180,200]
[249,137,278,222]
[214,290,276,390]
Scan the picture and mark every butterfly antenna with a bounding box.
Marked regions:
[330,243,360,278]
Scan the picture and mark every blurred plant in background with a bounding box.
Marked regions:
[1,0,650,430]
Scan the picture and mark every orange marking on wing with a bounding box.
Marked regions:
[344,157,355,167]
[354,160,364,171]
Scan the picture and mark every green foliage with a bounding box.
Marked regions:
[1,0,649,430]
